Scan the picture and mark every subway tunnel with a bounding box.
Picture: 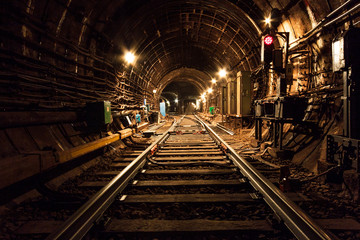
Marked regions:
[0,0,360,239]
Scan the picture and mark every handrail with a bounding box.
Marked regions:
[46,119,177,240]
[195,115,335,240]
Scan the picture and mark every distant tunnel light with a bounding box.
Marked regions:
[265,17,271,25]
[264,35,274,45]
[153,89,157,94]
[124,51,136,64]
[175,99,178,103]
[218,69,227,78]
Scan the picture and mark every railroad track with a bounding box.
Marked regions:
[30,115,331,240]
[211,123,282,183]
[99,116,294,239]
[7,115,347,239]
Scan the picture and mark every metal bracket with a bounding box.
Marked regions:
[118,195,127,202]
[249,192,263,200]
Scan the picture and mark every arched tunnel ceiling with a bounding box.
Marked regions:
[2,0,351,109]
[101,0,264,90]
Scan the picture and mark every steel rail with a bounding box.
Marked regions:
[216,123,235,135]
[195,115,335,240]
[46,120,178,240]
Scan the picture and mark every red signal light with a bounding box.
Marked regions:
[264,35,274,45]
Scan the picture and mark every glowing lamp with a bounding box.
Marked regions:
[124,51,135,64]
[265,17,271,25]
[218,69,227,78]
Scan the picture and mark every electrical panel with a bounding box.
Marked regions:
[86,101,112,127]
[224,71,252,116]
[222,86,227,115]
[229,79,237,115]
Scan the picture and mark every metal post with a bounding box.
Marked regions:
[273,121,278,147]
[279,121,284,150]
[259,119,262,141]
[255,118,259,139]
[343,70,349,137]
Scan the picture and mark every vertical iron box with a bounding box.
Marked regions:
[227,78,237,115]
[237,71,252,116]
[86,101,112,127]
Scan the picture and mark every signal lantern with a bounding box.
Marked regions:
[261,34,275,66]
[264,35,274,45]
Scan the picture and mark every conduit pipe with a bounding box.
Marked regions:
[289,0,357,50]
[56,129,134,163]
[112,110,138,117]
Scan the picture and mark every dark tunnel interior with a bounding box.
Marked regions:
[0,0,360,239]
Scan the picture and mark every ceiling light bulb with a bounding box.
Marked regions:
[218,69,227,78]
[265,17,271,25]
[124,51,135,64]
[208,88,213,93]
[153,89,157,93]
[211,78,217,84]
